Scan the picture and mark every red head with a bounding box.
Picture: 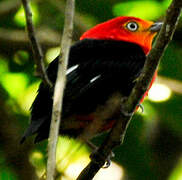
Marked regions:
[80,16,162,54]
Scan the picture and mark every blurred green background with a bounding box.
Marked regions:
[0,0,182,179]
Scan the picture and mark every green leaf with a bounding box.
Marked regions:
[13,50,29,65]
[14,3,39,27]
[113,1,166,20]
[0,73,28,99]
[168,158,182,180]
[0,168,17,180]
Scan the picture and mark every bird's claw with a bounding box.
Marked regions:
[90,149,115,168]
[103,158,111,168]
[102,151,115,168]
[138,103,144,113]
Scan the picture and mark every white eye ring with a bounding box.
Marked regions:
[126,22,138,32]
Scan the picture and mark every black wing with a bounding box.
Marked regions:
[21,39,146,143]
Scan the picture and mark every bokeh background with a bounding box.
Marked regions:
[0,0,182,179]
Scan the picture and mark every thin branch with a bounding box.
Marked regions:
[21,0,52,87]
[0,28,60,53]
[77,0,182,179]
[0,0,20,17]
[47,0,91,32]
[157,76,182,95]
[46,0,75,180]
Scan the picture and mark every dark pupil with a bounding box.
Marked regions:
[130,23,136,29]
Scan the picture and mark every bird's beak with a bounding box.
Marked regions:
[149,22,163,32]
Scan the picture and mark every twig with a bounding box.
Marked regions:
[157,76,182,95]
[21,0,52,87]
[0,28,60,53]
[47,0,91,32]
[46,0,75,180]
[77,0,182,179]
[0,0,20,17]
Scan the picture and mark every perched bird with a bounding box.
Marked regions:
[21,16,162,144]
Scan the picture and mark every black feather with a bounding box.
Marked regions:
[21,39,146,143]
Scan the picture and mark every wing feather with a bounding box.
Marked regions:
[21,39,146,143]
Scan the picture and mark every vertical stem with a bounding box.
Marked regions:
[46,0,75,180]
[77,0,182,179]
[21,0,52,87]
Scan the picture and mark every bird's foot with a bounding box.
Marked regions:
[137,103,144,113]
[88,143,115,168]
[102,151,115,168]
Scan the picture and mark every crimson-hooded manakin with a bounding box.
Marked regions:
[21,16,162,144]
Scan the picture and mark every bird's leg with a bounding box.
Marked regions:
[86,140,115,168]
[103,151,115,168]
[120,97,133,116]
[120,97,144,115]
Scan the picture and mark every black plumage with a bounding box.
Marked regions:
[21,39,146,143]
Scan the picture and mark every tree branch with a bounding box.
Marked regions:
[21,0,52,87]
[0,28,60,54]
[157,76,182,95]
[46,0,75,180]
[77,0,182,179]
[0,0,20,17]
[47,0,90,32]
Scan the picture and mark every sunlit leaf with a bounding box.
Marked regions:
[113,1,167,20]
[0,73,28,99]
[0,57,40,113]
[30,151,44,167]
[168,157,182,180]
[56,136,89,172]
[29,151,45,177]
[46,47,60,64]
[163,0,173,9]
[54,137,124,180]
[14,3,39,27]
[13,50,29,65]
[148,83,172,102]
[0,57,9,75]
[18,81,40,114]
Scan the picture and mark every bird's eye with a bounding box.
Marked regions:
[126,22,138,32]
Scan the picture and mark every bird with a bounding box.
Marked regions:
[21,16,162,144]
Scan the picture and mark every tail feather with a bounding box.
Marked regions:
[20,117,47,144]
